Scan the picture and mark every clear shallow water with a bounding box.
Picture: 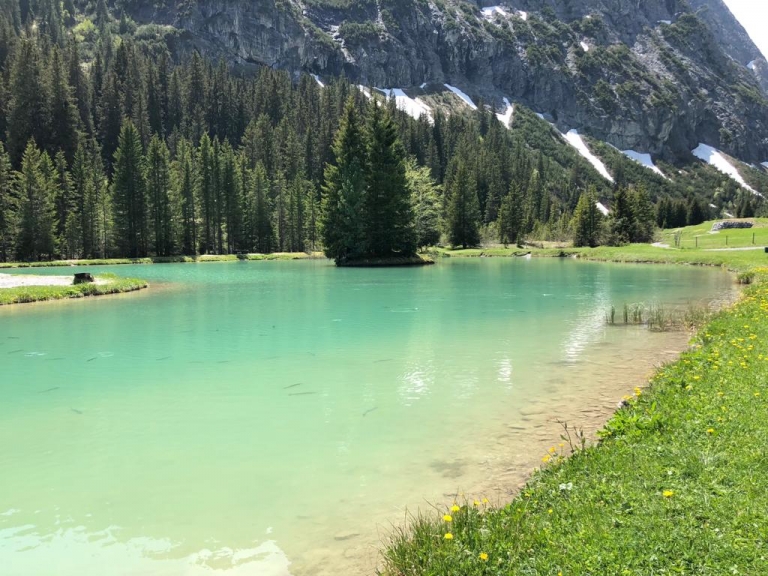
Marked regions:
[0,259,734,575]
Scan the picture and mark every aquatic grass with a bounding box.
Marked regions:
[381,279,768,575]
[0,274,147,305]
[607,301,715,332]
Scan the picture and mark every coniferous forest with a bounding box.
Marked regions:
[0,0,764,264]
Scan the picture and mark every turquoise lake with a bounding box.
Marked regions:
[0,259,735,575]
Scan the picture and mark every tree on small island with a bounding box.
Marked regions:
[321,97,417,266]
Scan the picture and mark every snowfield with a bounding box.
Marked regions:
[692,143,761,197]
[621,150,667,179]
[444,84,477,110]
[376,88,432,121]
[496,98,514,129]
[563,130,614,182]
[596,202,610,216]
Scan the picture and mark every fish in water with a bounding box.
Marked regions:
[289,391,317,396]
[7,336,19,339]
[374,358,393,363]
[7,349,22,354]
[86,357,97,362]
[156,356,171,361]
[71,408,83,415]
[363,407,378,417]
[283,383,302,390]
[217,360,231,364]
[39,387,60,393]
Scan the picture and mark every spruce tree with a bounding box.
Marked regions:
[572,189,602,248]
[499,181,525,247]
[446,159,481,248]
[365,102,416,257]
[48,46,80,163]
[321,97,366,264]
[112,120,147,257]
[16,141,58,261]
[146,135,173,256]
[7,38,50,165]
[0,142,15,261]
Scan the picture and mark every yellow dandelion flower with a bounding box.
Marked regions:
[479,552,489,562]
[755,392,761,397]
[706,428,715,434]
[634,387,642,396]
[473,500,480,507]
[549,446,557,454]
[548,508,553,514]
[542,455,551,463]
[662,490,674,498]
[443,514,452,523]
[482,498,489,504]
[451,504,460,513]
[443,532,453,540]
[693,375,700,381]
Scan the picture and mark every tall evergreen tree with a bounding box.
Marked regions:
[572,189,602,248]
[321,97,367,263]
[446,159,481,248]
[16,141,58,261]
[112,120,147,257]
[146,135,174,256]
[364,103,416,257]
[0,142,15,261]
[48,46,80,163]
[499,181,525,246]
[7,38,50,164]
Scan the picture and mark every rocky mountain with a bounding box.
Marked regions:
[123,0,768,164]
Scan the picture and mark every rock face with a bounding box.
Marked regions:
[126,0,768,162]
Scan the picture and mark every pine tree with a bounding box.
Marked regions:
[365,102,416,257]
[7,38,50,164]
[499,181,525,246]
[321,97,367,264]
[609,187,635,245]
[446,159,481,248]
[175,140,197,255]
[631,185,655,243]
[198,133,216,253]
[146,135,174,256]
[246,162,274,253]
[16,141,58,261]
[48,46,80,163]
[572,188,602,248]
[0,142,16,261]
[112,120,147,257]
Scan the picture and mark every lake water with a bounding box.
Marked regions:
[0,259,734,575]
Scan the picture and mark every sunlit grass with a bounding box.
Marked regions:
[0,274,147,305]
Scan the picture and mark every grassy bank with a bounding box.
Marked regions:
[0,274,148,305]
[339,254,435,267]
[0,252,325,268]
[382,254,768,575]
[430,243,768,272]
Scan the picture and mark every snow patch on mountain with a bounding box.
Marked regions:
[692,143,760,196]
[481,6,507,19]
[376,88,432,120]
[496,98,514,128]
[580,41,590,52]
[596,202,610,216]
[444,84,477,110]
[311,74,324,87]
[517,10,528,20]
[748,60,757,70]
[621,150,668,179]
[564,130,614,182]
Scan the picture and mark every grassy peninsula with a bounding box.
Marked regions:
[381,238,768,575]
[0,273,147,305]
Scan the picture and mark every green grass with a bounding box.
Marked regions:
[0,252,325,268]
[659,218,768,249]
[381,268,768,575]
[0,274,148,305]
[431,242,768,272]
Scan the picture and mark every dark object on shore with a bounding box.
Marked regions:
[74,273,95,284]
[711,221,753,231]
[765,247,768,254]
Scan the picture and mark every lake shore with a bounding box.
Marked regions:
[0,273,148,305]
[379,255,768,575]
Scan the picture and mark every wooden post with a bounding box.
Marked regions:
[753,232,756,245]
[695,236,698,248]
